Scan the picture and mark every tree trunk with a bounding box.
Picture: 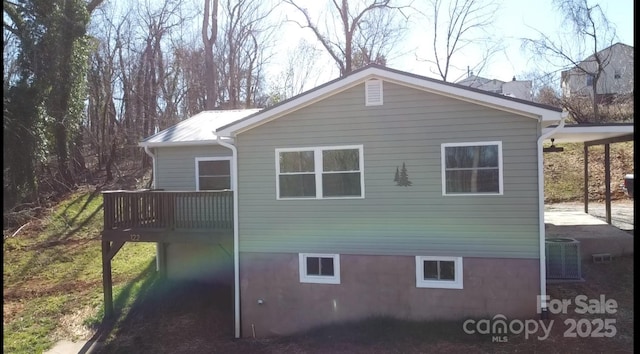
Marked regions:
[203,0,219,110]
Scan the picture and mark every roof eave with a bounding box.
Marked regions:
[138,138,234,148]
[216,66,565,136]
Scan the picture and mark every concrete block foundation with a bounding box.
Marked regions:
[239,253,539,337]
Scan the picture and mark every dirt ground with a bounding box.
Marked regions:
[89,257,633,354]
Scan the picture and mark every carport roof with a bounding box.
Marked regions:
[543,123,634,144]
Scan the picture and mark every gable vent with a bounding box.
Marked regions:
[365,79,383,106]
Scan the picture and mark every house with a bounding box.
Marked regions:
[102,64,567,338]
[560,42,634,101]
[456,74,533,101]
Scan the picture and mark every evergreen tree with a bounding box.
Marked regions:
[397,162,412,186]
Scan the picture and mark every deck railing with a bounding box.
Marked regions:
[102,190,233,231]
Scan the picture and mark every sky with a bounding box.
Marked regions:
[277,0,634,89]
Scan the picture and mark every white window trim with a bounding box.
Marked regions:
[415,256,463,289]
[299,253,341,284]
[195,157,234,191]
[441,141,503,196]
[275,145,365,200]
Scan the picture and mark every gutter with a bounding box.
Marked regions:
[143,146,162,272]
[536,112,567,318]
[217,136,241,338]
[139,139,235,148]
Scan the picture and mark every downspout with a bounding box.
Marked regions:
[143,145,162,272]
[143,145,157,189]
[217,136,240,339]
[536,113,566,318]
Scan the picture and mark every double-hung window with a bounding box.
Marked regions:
[441,142,503,195]
[196,157,232,191]
[276,145,364,199]
[415,256,463,289]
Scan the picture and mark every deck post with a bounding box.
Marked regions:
[102,240,126,320]
[102,240,114,319]
[158,242,168,279]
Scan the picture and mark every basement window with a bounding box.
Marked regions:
[416,256,463,289]
[299,253,340,284]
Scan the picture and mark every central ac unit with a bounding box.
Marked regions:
[545,238,581,280]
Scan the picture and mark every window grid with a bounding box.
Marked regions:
[195,157,232,191]
[441,141,503,196]
[276,145,364,200]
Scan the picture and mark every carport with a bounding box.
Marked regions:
[543,123,634,224]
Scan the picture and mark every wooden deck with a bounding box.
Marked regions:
[102,189,234,243]
[100,189,235,318]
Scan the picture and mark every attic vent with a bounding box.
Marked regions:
[365,79,383,106]
[546,238,582,280]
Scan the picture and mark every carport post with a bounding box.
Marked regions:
[583,144,589,214]
[604,143,611,224]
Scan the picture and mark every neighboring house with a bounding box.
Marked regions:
[560,42,634,101]
[104,64,566,338]
[456,74,533,101]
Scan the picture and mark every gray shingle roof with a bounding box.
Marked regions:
[140,109,261,146]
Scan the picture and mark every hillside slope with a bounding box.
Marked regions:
[544,141,634,203]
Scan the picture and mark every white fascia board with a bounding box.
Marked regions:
[216,73,373,137]
[372,70,565,122]
[216,67,566,137]
[542,125,633,135]
[138,138,235,148]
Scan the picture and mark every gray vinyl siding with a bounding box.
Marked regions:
[236,82,542,258]
[152,145,233,283]
[154,145,232,190]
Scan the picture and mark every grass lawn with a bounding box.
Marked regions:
[3,189,156,353]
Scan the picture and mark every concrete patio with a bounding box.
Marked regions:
[545,201,634,261]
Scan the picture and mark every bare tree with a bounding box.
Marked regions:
[217,0,276,108]
[535,85,563,107]
[86,0,198,177]
[284,0,408,76]
[415,0,502,82]
[268,39,322,104]
[202,0,219,109]
[522,0,618,122]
